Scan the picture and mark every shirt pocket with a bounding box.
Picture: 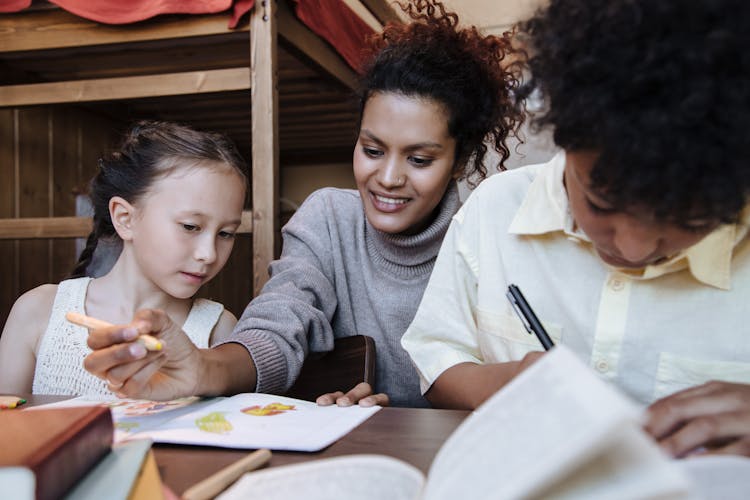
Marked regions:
[475,307,563,362]
[654,352,750,400]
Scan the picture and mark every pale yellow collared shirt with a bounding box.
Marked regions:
[402,152,750,404]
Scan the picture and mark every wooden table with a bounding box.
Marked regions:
[155,407,468,495]
[23,395,469,496]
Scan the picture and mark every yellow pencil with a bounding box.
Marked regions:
[182,449,272,500]
[65,311,164,351]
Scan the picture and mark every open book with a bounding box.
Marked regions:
[30,393,380,452]
[217,346,750,500]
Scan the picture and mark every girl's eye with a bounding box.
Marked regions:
[363,146,383,158]
[218,231,236,240]
[408,156,433,167]
[586,199,617,215]
[182,223,199,232]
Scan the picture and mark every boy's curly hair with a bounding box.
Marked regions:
[518,0,750,223]
[358,0,523,187]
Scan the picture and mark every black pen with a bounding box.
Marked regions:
[506,284,555,351]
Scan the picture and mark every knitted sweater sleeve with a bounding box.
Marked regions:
[217,190,340,394]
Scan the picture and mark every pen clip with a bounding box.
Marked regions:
[506,290,532,334]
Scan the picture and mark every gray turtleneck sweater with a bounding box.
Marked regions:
[225,183,460,407]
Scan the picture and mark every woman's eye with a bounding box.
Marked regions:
[409,156,433,167]
[182,223,199,232]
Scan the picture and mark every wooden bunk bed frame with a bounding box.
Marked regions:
[0,1,398,303]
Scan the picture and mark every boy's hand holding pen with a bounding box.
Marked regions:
[65,311,165,351]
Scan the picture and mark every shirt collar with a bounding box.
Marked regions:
[508,151,748,290]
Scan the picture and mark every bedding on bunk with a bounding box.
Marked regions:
[0,0,377,72]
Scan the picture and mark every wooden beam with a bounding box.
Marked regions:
[0,68,251,107]
[0,217,91,239]
[277,0,357,90]
[359,0,401,25]
[0,9,245,53]
[0,211,253,239]
[251,0,279,295]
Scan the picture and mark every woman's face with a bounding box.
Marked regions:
[353,92,458,235]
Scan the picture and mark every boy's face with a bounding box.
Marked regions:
[564,151,719,269]
[353,92,458,235]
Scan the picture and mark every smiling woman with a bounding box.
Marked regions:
[354,93,457,236]
[76,0,525,409]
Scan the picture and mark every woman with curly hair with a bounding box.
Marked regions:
[402,0,750,456]
[80,0,523,407]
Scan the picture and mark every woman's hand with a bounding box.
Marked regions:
[316,382,389,407]
[644,381,750,457]
[84,309,202,400]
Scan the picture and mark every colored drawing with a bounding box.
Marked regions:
[195,412,233,434]
[115,422,140,433]
[241,402,296,416]
[121,400,184,416]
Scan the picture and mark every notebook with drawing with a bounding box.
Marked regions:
[29,393,380,452]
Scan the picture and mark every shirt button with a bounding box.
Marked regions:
[608,277,625,291]
[595,359,610,372]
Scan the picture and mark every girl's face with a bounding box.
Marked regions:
[128,164,245,299]
[354,92,458,235]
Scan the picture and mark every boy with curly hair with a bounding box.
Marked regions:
[402,0,750,457]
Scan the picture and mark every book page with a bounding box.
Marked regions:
[218,455,424,500]
[422,345,685,500]
[677,455,750,500]
[532,424,689,499]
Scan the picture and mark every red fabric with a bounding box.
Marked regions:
[293,0,376,73]
[228,0,254,28]
[0,0,31,12]
[0,0,254,26]
[50,0,233,24]
[1,0,369,72]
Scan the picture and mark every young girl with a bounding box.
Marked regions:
[81,0,524,407]
[0,121,247,396]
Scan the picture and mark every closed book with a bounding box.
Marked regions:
[64,439,160,500]
[0,406,113,500]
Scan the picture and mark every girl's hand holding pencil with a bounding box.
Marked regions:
[65,312,164,351]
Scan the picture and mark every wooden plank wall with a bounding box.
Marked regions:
[0,106,253,331]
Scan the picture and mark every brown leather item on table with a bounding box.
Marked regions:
[0,406,113,500]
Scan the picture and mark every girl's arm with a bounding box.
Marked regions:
[0,285,56,393]
[208,309,239,346]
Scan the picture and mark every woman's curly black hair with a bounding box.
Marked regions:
[518,0,750,223]
[358,0,524,187]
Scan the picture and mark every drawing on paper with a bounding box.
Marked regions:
[241,402,296,416]
[115,421,140,433]
[106,397,199,417]
[195,412,233,434]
